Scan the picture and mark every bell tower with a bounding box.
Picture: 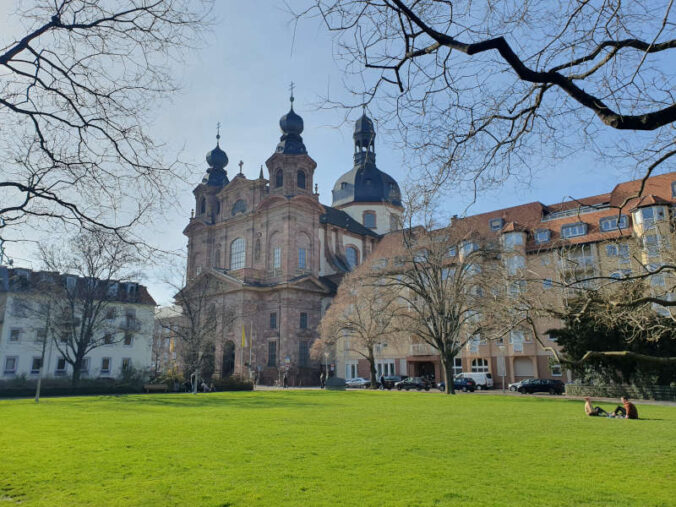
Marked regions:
[265,87,317,197]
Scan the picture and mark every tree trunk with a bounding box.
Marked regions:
[71,355,83,386]
[367,347,377,388]
[441,355,456,395]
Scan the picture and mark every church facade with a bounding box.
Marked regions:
[183,96,402,385]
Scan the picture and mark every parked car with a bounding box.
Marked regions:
[345,377,370,389]
[508,379,530,392]
[516,378,565,395]
[437,377,476,392]
[455,372,494,390]
[380,375,406,390]
[395,377,431,391]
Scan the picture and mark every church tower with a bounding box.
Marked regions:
[265,92,317,197]
[331,112,403,235]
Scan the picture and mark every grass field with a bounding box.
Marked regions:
[0,391,674,506]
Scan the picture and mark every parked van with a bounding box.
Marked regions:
[455,372,494,390]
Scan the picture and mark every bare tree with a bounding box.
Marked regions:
[302,1,675,198]
[317,271,406,388]
[365,217,504,394]
[39,230,144,384]
[168,272,238,392]
[0,0,210,245]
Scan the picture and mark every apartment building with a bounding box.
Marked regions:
[334,172,676,388]
[0,267,156,380]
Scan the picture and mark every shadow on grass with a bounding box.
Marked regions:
[70,391,328,411]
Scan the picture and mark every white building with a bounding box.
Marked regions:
[0,267,156,380]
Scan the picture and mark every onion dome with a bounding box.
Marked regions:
[202,126,229,187]
[276,93,307,155]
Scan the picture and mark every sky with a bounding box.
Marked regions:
[0,1,660,306]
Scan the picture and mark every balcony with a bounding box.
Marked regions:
[409,343,438,356]
[120,317,141,332]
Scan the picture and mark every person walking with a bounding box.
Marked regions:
[283,373,288,389]
[379,373,385,390]
[320,371,325,389]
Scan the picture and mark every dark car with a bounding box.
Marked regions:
[380,375,406,390]
[395,376,431,391]
[437,377,476,392]
[517,378,565,395]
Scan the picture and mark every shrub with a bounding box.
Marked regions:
[211,376,254,392]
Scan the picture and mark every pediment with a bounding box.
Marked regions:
[181,268,244,295]
[287,275,332,293]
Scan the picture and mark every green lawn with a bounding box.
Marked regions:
[0,391,674,506]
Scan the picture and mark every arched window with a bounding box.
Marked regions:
[297,170,306,189]
[471,358,489,373]
[346,246,359,269]
[199,198,206,215]
[230,238,245,270]
[214,200,221,216]
[275,169,283,188]
[213,249,221,268]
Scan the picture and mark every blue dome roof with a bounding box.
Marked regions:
[202,134,229,187]
[332,112,401,208]
[276,97,307,155]
[331,166,402,208]
[206,143,228,169]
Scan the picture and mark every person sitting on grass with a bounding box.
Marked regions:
[611,396,639,419]
[584,397,609,417]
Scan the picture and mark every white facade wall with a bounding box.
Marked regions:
[0,293,154,380]
[340,203,402,236]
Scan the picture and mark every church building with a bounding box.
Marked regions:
[183,95,402,384]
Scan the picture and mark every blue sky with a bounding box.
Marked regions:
[1,1,656,305]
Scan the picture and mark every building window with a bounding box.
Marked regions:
[298,248,307,269]
[672,181,676,198]
[105,307,117,320]
[389,214,399,231]
[346,246,359,269]
[275,169,283,188]
[199,198,206,215]
[299,341,309,367]
[230,238,246,270]
[4,356,18,375]
[506,255,526,275]
[31,357,42,375]
[345,361,358,379]
[267,341,277,367]
[550,362,562,376]
[503,232,524,248]
[363,211,376,229]
[561,222,587,238]
[600,215,628,232]
[55,357,67,375]
[297,170,306,189]
[101,357,111,374]
[606,244,618,257]
[489,218,504,231]
[81,357,90,375]
[453,358,462,376]
[273,246,281,270]
[123,333,133,347]
[461,241,479,256]
[468,335,480,353]
[122,358,131,371]
[535,229,551,244]
[644,234,661,257]
[300,312,308,329]
[510,331,525,352]
[9,328,21,343]
[103,333,113,345]
[471,358,489,373]
[231,199,247,216]
[270,312,277,330]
